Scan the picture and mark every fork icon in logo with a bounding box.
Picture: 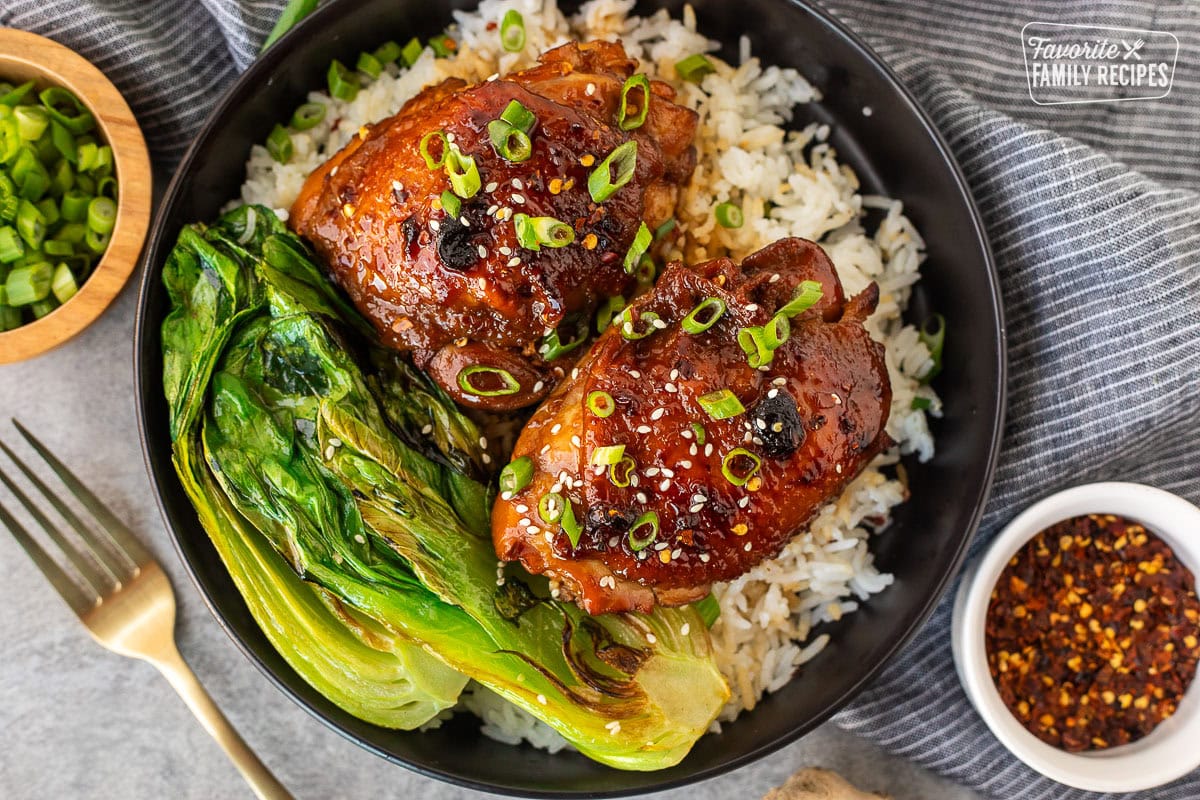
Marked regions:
[1122,38,1145,60]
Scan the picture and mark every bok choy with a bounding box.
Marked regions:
[161,205,728,770]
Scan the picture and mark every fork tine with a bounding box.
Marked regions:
[0,438,135,583]
[0,496,97,616]
[0,458,118,594]
[12,419,152,569]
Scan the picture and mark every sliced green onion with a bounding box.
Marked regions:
[654,217,676,241]
[439,190,461,220]
[690,423,706,446]
[911,396,933,411]
[698,389,745,420]
[15,199,44,249]
[96,176,117,200]
[76,142,98,172]
[260,0,317,52]
[326,59,359,101]
[53,222,86,244]
[538,491,565,524]
[429,35,456,58]
[622,221,651,274]
[0,175,15,222]
[764,312,790,349]
[374,40,403,64]
[499,456,533,495]
[595,295,626,332]
[444,144,481,198]
[266,124,293,164]
[737,325,774,369]
[627,511,659,551]
[591,444,626,466]
[419,130,448,169]
[50,262,77,304]
[721,448,761,487]
[401,37,424,66]
[694,593,721,627]
[715,201,743,228]
[85,228,110,254]
[0,81,34,107]
[50,159,73,196]
[778,280,824,317]
[486,119,532,162]
[587,390,615,418]
[50,120,76,163]
[5,261,51,305]
[356,51,384,79]
[0,116,20,163]
[31,298,57,319]
[0,226,23,262]
[588,140,637,203]
[919,313,946,383]
[14,106,48,141]
[457,364,520,396]
[43,240,72,257]
[616,307,661,341]
[35,197,59,226]
[290,102,326,130]
[500,9,526,52]
[500,100,536,133]
[561,499,582,548]
[513,213,574,250]
[682,296,726,334]
[635,253,655,286]
[610,455,636,487]
[87,196,116,235]
[538,322,586,360]
[617,74,650,131]
[675,53,715,83]
[0,303,19,331]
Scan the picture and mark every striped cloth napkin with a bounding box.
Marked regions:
[3,0,1196,797]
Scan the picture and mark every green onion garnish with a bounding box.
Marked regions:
[596,295,626,332]
[538,323,586,360]
[0,226,23,262]
[0,81,34,107]
[486,120,532,162]
[429,35,456,58]
[627,511,659,552]
[617,74,650,131]
[538,491,565,524]
[691,423,706,446]
[266,124,293,164]
[616,307,661,341]
[682,297,726,334]
[85,228,110,254]
[326,59,359,101]
[50,262,77,304]
[16,199,44,248]
[654,217,676,241]
[622,221,652,274]
[499,456,533,495]
[374,40,403,64]
[693,593,720,627]
[457,364,520,396]
[14,106,48,141]
[610,455,636,488]
[86,196,116,235]
[401,37,423,66]
[715,201,743,228]
[356,51,383,79]
[675,53,716,83]
[439,190,461,220]
[500,100,536,133]
[4,261,51,305]
[445,144,481,198]
[587,390,616,418]
[919,313,946,383]
[588,140,637,203]
[260,0,317,52]
[698,389,745,420]
[635,254,656,286]
[721,448,761,486]
[764,312,790,349]
[290,102,326,130]
[592,444,626,466]
[513,213,574,250]
[500,9,526,52]
[737,325,774,369]
[419,130,448,169]
[778,280,824,317]
[911,396,933,411]
[561,499,582,547]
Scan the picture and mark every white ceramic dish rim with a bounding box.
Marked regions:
[952,482,1200,793]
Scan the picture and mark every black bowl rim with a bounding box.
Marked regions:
[132,0,1007,795]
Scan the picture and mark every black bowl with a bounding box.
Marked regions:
[133,0,1005,795]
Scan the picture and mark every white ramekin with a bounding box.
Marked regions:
[952,482,1200,793]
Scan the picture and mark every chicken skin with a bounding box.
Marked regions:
[492,238,893,614]
[290,41,698,410]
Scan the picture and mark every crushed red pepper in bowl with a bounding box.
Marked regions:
[985,513,1200,752]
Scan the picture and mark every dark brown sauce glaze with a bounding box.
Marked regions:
[493,238,893,614]
[290,41,697,411]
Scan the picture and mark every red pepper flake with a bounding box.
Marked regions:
[986,513,1200,752]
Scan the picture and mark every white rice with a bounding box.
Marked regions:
[237,0,940,745]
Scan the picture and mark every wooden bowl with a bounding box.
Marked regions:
[0,28,151,364]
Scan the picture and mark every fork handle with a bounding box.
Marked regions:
[150,645,293,800]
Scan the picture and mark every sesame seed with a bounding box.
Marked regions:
[638,550,648,560]
[689,444,699,456]
[646,633,657,644]
[570,435,581,448]
[645,467,660,477]
[671,548,681,559]
[681,623,691,635]
[512,178,524,190]
[659,479,671,491]
[660,468,675,477]
[482,453,492,464]
[679,460,692,469]
[636,492,648,503]
[767,388,780,399]
[477,244,488,258]
[487,204,500,215]
[665,382,678,393]
[594,465,606,475]
[479,436,488,449]
[533,380,545,393]
[745,303,759,312]
[540,444,550,454]
[507,256,521,267]
[574,478,583,487]
[705,444,714,457]
[629,474,639,487]
[769,273,781,283]
[354,533,366,544]
[670,369,680,380]
[515,504,529,513]
[744,542,752,551]
[836,463,843,473]
[690,500,705,511]
[391,180,403,192]
[538,694,547,705]
[421,424,433,435]
[738,496,750,508]
[682,429,693,439]
[550,424,562,434]
[499,246,512,256]
[832,393,842,404]
[752,436,764,446]
[429,219,440,231]
[654,541,668,551]
[519,518,531,527]
[501,491,513,501]
[636,425,652,434]
[585,82,597,96]
[773,377,787,386]
[652,318,668,329]
[512,193,526,204]
[445,132,455,143]
[650,408,666,420]
[629,370,641,379]
[699,553,711,563]
[756,418,767,430]
[324,446,335,460]
[485,181,499,193]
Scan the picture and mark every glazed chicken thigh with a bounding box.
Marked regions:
[291,41,698,410]
[492,238,893,614]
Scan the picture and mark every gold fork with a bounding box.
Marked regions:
[0,420,291,800]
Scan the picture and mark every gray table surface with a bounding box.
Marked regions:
[0,277,978,800]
